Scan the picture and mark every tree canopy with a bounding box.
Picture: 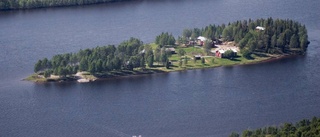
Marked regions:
[223,50,236,59]
[179,18,309,58]
[230,117,320,137]
[155,32,176,46]
[34,37,145,76]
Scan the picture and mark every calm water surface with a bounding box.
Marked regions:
[0,0,320,136]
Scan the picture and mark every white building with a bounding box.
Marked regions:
[197,36,208,42]
[256,26,265,31]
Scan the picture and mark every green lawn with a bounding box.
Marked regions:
[180,46,204,55]
[166,51,271,71]
[24,74,47,82]
[149,43,158,49]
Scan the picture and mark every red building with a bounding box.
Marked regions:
[215,50,225,58]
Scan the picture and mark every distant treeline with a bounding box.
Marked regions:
[33,18,309,77]
[229,117,320,137]
[0,0,130,10]
[178,17,309,57]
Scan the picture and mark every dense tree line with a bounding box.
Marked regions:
[229,117,320,137]
[34,36,173,77]
[155,32,176,46]
[179,25,223,43]
[179,18,309,58]
[34,38,148,77]
[0,0,129,10]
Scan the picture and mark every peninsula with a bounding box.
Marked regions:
[25,18,310,83]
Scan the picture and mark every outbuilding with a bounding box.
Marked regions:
[215,50,225,58]
[194,55,202,60]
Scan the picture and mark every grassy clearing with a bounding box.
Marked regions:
[81,74,97,80]
[169,54,181,61]
[24,73,47,82]
[182,46,204,55]
[149,43,158,49]
[165,51,271,72]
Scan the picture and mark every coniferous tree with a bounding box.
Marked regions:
[177,49,186,57]
[289,34,299,48]
[300,34,308,52]
[201,57,205,64]
[145,48,154,68]
[34,60,42,73]
[203,40,213,55]
[155,32,176,46]
[183,56,188,66]
[178,60,182,68]
[182,29,192,40]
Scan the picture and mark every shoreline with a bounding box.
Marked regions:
[26,18,309,84]
[0,0,133,11]
[24,53,296,83]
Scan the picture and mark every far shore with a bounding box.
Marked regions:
[0,0,132,11]
[24,53,294,83]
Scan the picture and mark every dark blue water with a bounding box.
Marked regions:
[0,0,320,136]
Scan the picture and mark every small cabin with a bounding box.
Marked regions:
[194,55,202,60]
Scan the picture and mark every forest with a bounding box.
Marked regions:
[178,17,309,57]
[33,18,309,78]
[0,0,129,10]
[33,37,171,78]
[229,117,320,137]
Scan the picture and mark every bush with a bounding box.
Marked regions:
[224,50,235,59]
[241,49,252,59]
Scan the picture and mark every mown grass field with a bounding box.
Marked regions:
[149,44,271,72]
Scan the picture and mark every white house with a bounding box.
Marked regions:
[197,36,207,42]
[256,26,265,31]
[197,36,208,46]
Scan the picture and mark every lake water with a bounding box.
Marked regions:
[0,0,320,136]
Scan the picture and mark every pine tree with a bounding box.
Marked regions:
[289,34,299,48]
[201,57,205,64]
[34,60,42,73]
[300,34,308,52]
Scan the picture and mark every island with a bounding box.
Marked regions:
[229,117,320,137]
[25,18,310,83]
